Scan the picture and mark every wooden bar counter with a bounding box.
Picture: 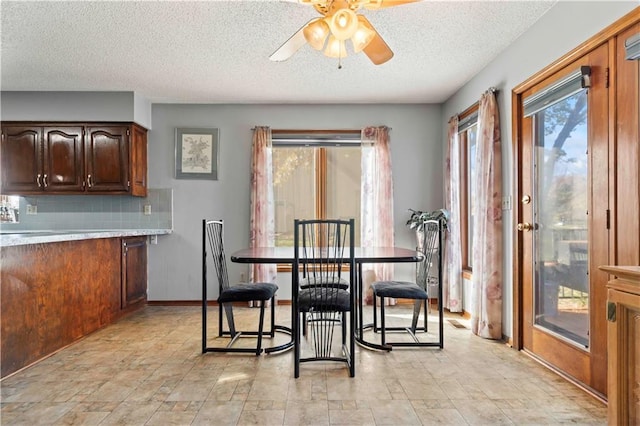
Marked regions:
[1,229,169,378]
[599,265,640,425]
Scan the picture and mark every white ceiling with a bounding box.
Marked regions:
[1,0,557,104]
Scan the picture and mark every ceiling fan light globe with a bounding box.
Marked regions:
[329,9,358,41]
[303,19,330,50]
[324,35,348,58]
[351,21,375,52]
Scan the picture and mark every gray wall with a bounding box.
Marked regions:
[147,104,442,300]
[1,91,153,129]
[443,1,638,337]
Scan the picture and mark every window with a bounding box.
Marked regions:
[272,132,361,248]
[458,108,478,271]
[0,195,20,223]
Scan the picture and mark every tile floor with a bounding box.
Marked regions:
[1,305,606,425]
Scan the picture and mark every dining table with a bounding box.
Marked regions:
[230,246,429,352]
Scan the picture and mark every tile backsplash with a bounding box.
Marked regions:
[0,188,172,231]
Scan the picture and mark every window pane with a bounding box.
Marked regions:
[326,147,361,245]
[273,148,316,246]
[273,145,361,247]
[466,124,478,267]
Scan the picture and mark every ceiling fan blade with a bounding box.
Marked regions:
[269,20,313,62]
[363,0,421,10]
[359,16,393,65]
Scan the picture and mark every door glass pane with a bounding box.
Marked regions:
[273,147,316,246]
[533,90,589,348]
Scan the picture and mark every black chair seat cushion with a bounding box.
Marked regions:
[218,282,278,303]
[298,287,351,312]
[300,275,349,290]
[371,281,428,300]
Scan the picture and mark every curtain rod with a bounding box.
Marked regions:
[250,128,361,133]
[249,128,392,132]
[453,87,500,120]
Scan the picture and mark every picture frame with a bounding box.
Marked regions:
[175,127,219,180]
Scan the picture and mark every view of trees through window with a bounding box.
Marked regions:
[534,89,589,346]
[273,146,361,247]
[457,109,479,272]
[460,124,477,270]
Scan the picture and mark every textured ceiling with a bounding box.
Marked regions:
[1,0,557,104]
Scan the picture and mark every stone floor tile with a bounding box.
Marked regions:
[0,306,606,425]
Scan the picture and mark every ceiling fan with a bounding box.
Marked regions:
[269,0,419,66]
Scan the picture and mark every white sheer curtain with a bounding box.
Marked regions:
[444,117,463,312]
[249,127,277,290]
[360,126,394,304]
[471,89,503,339]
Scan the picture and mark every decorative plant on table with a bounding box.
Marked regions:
[406,208,449,251]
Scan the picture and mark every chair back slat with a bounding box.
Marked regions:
[417,219,441,290]
[296,219,353,290]
[204,220,230,293]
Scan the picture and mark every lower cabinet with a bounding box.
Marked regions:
[121,236,148,308]
[600,265,640,425]
[0,236,148,378]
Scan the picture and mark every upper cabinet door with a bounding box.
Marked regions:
[85,126,129,193]
[129,124,147,197]
[0,126,43,193]
[42,126,84,192]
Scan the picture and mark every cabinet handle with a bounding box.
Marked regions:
[87,174,93,188]
[43,174,48,188]
[36,173,42,187]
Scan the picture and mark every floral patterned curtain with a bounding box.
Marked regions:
[249,127,277,287]
[444,117,463,312]
[360,126,394,304]
[471,89,503,339]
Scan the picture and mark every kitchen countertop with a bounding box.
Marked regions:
[0,229,172,247]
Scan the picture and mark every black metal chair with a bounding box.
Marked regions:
[202,219,278,355]
[370,219,444,348]
[293,218,356,378]
[299,229,349,337]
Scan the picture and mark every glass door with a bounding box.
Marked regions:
[519,43,609,395]
[533,90,589,348]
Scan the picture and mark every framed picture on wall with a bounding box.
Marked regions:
[175,127,219,180]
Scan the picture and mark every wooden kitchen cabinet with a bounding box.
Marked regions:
[1,238,122,378]
[2,124,86,193]
[1,125,44,193]
[600,265,640,425]
[121,236,147,308]
[0,122,147,196]
[1,233,153,378]
[85,125,130,193]
[43,126,85,192]
[129,123,148,196]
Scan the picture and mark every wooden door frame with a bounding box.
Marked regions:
[511,10,639,353]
